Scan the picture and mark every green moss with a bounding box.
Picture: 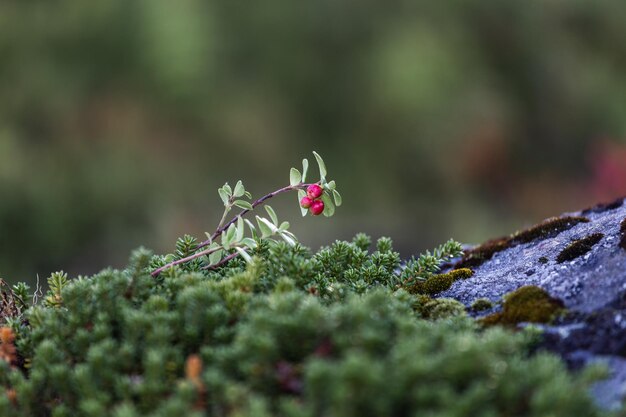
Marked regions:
[481,286,565,327]
[421,298,467,320]
[538,256,548,264]
[455,237,511,269]
[556,233,604,263]
[456,216,589,269]
[470,298,494,312]
[406,268,473,295]
[510,216,590,244]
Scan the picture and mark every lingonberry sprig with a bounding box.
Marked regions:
[151,151,341,277]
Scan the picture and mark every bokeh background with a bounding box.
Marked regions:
[1,1,626,284]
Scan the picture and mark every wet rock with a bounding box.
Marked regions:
[438,197,626,410]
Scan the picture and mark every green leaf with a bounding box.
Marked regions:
[209,248,223,265]
[302,158,309,182]
[235,247,253,263]
[279,221,290,231]
[290,168,302,186]
[236,217,245,242]
[223,223,237,248]
[233,180,245,197]
[265,205,278,225]
[256,216,275,238]
[298,190,308,217]
[223,183,232,196]
[241,238,258,249]
[321,193,335,217]
[218,188,229,206]
[313,151,327,179]
[234,200,253,210]
[204,232,213,245]
[244,219,257,235]
[244,191,252,199]
[332,189,342,206]
[326,180,336,191]
[279,232,296,246]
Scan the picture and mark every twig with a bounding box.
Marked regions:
[202,252,239,271]
[151,247,221,277]
[197,184,308,251]
[151,183,310,277]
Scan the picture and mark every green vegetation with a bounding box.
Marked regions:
[405,268,473,295]
[557,233,604,263]
[2,1,626,282]
[481,285,566,327]
[470,297,494,312]
[0,238,605,417]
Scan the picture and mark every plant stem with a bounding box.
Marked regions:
[216,205,232,232]
[151,183,310,277]
[202,252,239,271]
[197,183,308,251]
[151,246,221,277]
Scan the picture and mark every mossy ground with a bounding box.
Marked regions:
[557,233,604,263]
[405,268,473,296]
[0,237,608,416]
[470,297,494,312]
[481,285,566,327]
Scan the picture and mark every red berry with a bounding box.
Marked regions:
[309,199,325,216]
[300,196,313,208]
[307,184,324,199]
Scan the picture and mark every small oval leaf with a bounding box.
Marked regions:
[235,247,253,263]
[289,168,302,186]
[218,188,229,206]
[241,238,258,249]
[279,232,296,246]
[233,180,245,197]
[209,248,223,265]
[332,190,342,206]
[225,223,237,243]
[234,200,253,210]
[236,217,245,242]
[256,216,274,238]
[321,193,335,217]
[302,158,309,182]
[265,206,278,225]
[312,151,327,179]
[298,190,308,217]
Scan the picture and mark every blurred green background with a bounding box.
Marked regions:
[1,0,626,284]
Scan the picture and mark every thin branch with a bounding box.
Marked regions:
[196,183,309,251]
[151,183,311,277]
[151,246,221,277]
[202,252,239,271]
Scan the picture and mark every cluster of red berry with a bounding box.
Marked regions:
[300,184,325,215]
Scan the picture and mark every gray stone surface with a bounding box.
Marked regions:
[438,198,626,410]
